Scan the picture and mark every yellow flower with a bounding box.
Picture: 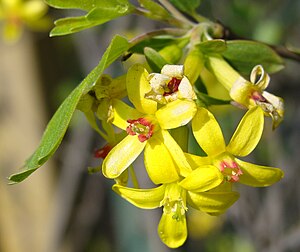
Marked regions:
[0,0,49,42]
[230,65,284,129]
[207,56,284,128]
[113,180,239,248]
[94,74,127,122]
[145,64,197,104]
[102,64,197,184]
[191,106,284,186]
[77,74,127,143]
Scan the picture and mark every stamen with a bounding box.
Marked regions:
[161,197,187,222]
[126,118,155,142]
[163,77,181,96]
[219,160,243,182]
[251,91,266,102]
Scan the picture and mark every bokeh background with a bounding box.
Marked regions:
[0,0,300,251]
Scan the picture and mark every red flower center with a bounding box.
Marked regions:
[163,77,181,96]
[251,91,267,103]
[219,160,243,182]
[126,118,155,142]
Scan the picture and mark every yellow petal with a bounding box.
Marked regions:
[187,191,239,215]
[179,165,223,192]
[178,76,197,100]
[144,133,180,184]
[262,91,284,129]
[161,130,192,177]
[156,99,197,129]
[126,64,157,114]
[22,0,48,21]
[111,99,144,130]
[112,184,165,209]
[2,0,20,8]
[207,55,241,90]
[236,158,284,187]
[184,152,211,168]
[250,65,270,90]
[227,106,264,157]
[161,64,184,77]
[102,135,146,178]
[230,78,253,106]
[192,107,226,156]
[158,212,187,248]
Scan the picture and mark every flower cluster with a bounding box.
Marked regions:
[79,61,284,248]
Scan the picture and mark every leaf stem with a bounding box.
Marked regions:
[158,0,196,26]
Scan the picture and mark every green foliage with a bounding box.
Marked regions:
[138,0,171,19]
[144,47,168,72]
[222,40,284,74]
[46,0,130,11]
[9,35,129,183]
[49,0,134,36]
[169,0,202,15]
[129,36,185,55]
[197,39,227,54]
[195,91,231,107]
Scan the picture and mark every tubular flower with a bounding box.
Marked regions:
[145,64,197,104]
[113,179,239,248]
[191,106,284,187]
[102,64,197,184]
[0,0,49,42]
[230,65,284,129]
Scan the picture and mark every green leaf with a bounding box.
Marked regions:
[144,47,168,72]
[138,0,170,19]
[196,39,227,54]
[46,0,130,11]
[222,40,284,74]
[9,35,129,184]
[169,0,202,15]
[129,36,183,55]
[50,4,133,36]
[195,91,231,107]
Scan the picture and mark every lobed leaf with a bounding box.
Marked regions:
[9,35,129,183]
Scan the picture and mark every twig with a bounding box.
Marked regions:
[129,28,187,47]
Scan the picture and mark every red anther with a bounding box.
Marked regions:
[126,118,154,142]
[219,160,243,183]
[251,91,266,102]
[164,77,181,96]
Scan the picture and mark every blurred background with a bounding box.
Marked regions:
[0,0,299,251]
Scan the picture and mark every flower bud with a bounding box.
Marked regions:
[183,49,204,85]
[159,44,183,64]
